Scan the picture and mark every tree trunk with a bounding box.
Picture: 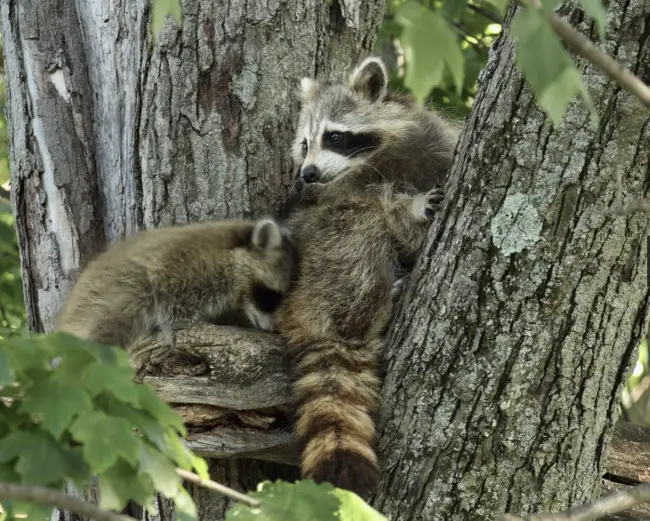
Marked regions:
[0,0,385,518]
[372,3,650,520]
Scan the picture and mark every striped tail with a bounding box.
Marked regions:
[289,336,382,498]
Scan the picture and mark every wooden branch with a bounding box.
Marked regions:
[503,483,650,521]
[137,324,650,495]
[175,469,259,507]
[138,323,297,466]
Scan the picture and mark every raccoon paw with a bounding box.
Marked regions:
[390,275,409,302]
[422,186,445,220]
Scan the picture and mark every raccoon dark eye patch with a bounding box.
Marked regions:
[322,131,380,158]
[251,285,284,313]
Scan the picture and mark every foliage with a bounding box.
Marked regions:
[225,480,388,521]
[510,4,596,125]
[376,0,502,119]
[0,331,208,521]
[376,0,606,126]
[151,0,183,38]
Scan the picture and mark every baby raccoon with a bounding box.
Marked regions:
[57,218,297,369]
[292,56,459,194]
[274,56,458,498]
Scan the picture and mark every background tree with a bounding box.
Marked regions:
[0,0,385,518]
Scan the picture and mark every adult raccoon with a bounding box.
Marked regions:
[275,57,458,498]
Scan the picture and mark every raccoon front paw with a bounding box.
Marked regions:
[390,275,409,302]
[422,186,444,220]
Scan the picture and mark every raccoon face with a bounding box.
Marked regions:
[242,218,298,330]
[292,58,390,184]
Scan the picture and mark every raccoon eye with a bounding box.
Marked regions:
[301,139,308,154]
[328,132,342,143]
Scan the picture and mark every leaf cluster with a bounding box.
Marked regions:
[0,331,207,521]
[377,0,608,126]
[225,479,389,521]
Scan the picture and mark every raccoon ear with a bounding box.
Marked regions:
[252,218,283,250]
[299,77,319,102]
[348,57,388,102]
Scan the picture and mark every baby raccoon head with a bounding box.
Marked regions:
[292,57,413,185]
[240,218,298,331]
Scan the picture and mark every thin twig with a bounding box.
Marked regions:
[175,469,260,508]
[501,482,650,521]
[524,0,650,109]
[0,482,136,521]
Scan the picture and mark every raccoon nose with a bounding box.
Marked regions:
[300,165,321,183]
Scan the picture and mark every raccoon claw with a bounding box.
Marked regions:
[390,275,409,302]
[422,187,444,220]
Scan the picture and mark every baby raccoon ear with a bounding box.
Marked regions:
[252,218,283,250]
[348,57,388,102]
[299,77,319,102]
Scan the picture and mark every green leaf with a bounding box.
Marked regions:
[70,411,140,473]
[19,378,93,438]
[488,0,510,15]
[225,480,340,521]
[334,489,388,521]
[98,459,156,512]
[511,6,597,126]
[139,442,181,497]
[0,431,72,486]
[442,0,468,20]
[0,347,13,385]
[395,2,465,102]
[579,0,607,40]
[172,487,198,521]
[136,383,186,435]
[3,499,53,521]
[81,361,139,405]
[151,0,183,39]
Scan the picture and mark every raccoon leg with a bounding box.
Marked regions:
[406,185,443,219]
[382,188,438,265]
[389,275,409,302]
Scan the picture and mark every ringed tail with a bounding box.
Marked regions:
[289,336,382,498]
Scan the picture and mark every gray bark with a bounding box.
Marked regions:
[1,0,385,518]
[372,2,650,520]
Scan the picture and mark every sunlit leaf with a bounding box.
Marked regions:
[225,480,340,521]
[395,2,465,102]
[151,0,183,39]
[511,6,597,126]
[579,0,607,40]
[334,488,389,521]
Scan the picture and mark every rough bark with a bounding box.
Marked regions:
[371,3,650,520]
[1,0,385,518]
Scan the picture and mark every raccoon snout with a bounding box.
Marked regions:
[300,165,321,183]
